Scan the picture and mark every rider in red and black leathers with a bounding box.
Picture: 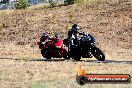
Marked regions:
[39,32,51,49]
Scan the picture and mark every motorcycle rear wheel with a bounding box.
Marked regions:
[63,53,70,60]
[72,55,81,61]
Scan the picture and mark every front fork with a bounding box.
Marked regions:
[68,43,71,52]
[88,45,96,57]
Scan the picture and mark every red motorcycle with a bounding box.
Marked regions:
[37,33,70,60]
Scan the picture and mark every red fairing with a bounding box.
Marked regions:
[54,39,63,47]
[38,36,68,58]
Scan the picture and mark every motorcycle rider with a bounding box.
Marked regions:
[39,32,54,55]
[67,24,83,53]
[40,32,48,41]
[68,24,82,45]
[39,32,50,49]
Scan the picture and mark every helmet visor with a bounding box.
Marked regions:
[76,26,80,30]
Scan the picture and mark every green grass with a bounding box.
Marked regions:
[32,82,46,88]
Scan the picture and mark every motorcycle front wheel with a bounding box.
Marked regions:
[91,46,105,61]
[63,52,70,60]
[41,49,51,59]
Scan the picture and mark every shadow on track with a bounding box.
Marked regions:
[0,58,132,64]
[30,58,132,64]
[0,58,20,60]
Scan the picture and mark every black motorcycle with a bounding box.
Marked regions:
[63,32,105,61]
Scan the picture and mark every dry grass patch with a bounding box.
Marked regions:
[0,60,132,88]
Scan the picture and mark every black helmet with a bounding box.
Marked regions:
[55,33,60,39]
[72,24,80,32]
[40,32,49,41]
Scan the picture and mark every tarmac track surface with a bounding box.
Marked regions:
[31,59,132,64]
[0,58,132,64]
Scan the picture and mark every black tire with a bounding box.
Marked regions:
[91,46,105,61]
[70,45,81,61]
[76,75,87,85]
[63,53,70,60]
[72,55,81,61]
[41,50,46,58]
[41,50,51,59]
[45,55,52,59]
